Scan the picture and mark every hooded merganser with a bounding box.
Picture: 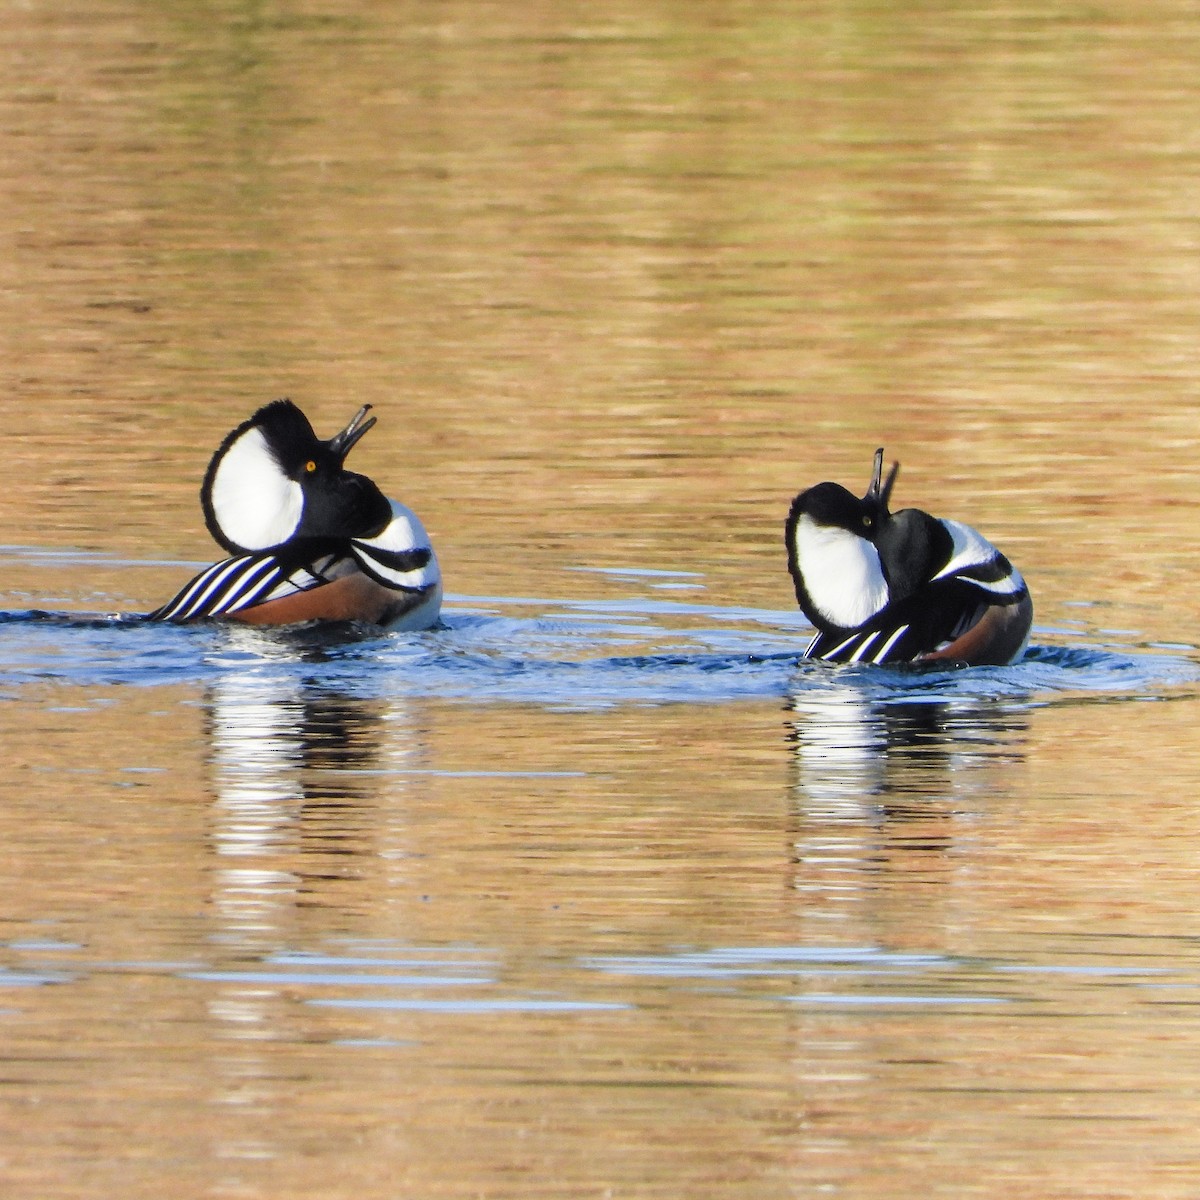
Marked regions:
[785,449,1032,666]
[148,399,442,629]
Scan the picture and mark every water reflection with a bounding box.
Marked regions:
[787,677,1028,922]
[199,631,433,1163]
[783,680,1034,1190]
[789,684,1028,804]
[204,633,429,946]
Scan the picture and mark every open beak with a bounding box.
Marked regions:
[328,404,378,462]
[864,447,899,511]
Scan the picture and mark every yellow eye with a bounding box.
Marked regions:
[862,515,873,529]
[305,460,317,473]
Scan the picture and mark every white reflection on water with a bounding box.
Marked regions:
[787,679,1029,926]
[207,669,304,940]
[204,626,433,942]
[200,645,440,1167]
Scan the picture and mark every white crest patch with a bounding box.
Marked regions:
[792,515,889,629]
[210,426,304,550]
[934,519,1025,595]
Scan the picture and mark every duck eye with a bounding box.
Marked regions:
[305,460,317,474]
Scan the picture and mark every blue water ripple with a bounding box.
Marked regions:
[0,586,1195,710]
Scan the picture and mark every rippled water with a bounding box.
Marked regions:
[6,1,1200,1197]
[3,555,1198,707]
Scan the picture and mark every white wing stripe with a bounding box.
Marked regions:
[166,558,243,618]
[152,556,284,621]
[965,574,1023,596]
[820,633,861,660]
[848,631,881,663]
[216,562,283,614]
[872,624,911,663]
[189,556,261,613]
[153,557,249,620]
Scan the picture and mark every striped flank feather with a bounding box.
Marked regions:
[147,553,292,622]
[805,622,915,666]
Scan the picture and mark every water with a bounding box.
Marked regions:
[6,0,1200,1196]
[5,559,1200,1197]
[1,558,1197,707]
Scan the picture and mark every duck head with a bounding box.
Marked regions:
[786,448,942,633]
[201,399,394,555]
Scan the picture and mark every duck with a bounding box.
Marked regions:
[785,448,1031,666]
[147,399,442,629]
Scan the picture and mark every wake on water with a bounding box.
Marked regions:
[0,580,1194,711]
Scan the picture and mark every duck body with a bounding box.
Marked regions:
[148,399,441,630]
[785,450,1031,666]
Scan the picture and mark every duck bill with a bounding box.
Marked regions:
[865,448,885,501]
[880,459,899,508]
[863,447,899,510]
[328,404,377,461]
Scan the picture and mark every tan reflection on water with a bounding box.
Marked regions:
[3,0,1200,1197]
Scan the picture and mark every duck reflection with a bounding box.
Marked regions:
[790,687,1027,803]
[196,628,433,1164]
[203,625,429,947]
[787,675,1028,921]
